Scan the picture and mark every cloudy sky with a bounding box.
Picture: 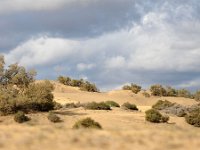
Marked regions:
[1,0,200,91]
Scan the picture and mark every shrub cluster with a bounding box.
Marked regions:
[105,101,120,107]
[142,91,151,98]
[84,102,111,110]
[14,111,29,123]
[121,102,138,111]
[150,84,194,98]
[0,55,56,115]
[145,109,169,123]
[58,76,99,92]
[73,117,102,129]
[122,83,141,94]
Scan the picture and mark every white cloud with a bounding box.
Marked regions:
[77,63,95,71]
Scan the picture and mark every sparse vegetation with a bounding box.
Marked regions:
[177,89,194,99]
[47,112,61,123]
[14,111,29,123]
[122,83,141,94]
[73,117,102,129]
[121,102,138,111]
[194,91,200,101]
[84,102,111,110]
[57,76,99,92]
[65,102,82,108]
[105,101,120,107]
[152,100,174,110]
[185,108,200,127]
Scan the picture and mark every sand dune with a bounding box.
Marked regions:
[0,81,199,150]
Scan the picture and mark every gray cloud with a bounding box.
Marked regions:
[1,0,200,91]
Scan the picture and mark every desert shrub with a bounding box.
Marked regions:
[122,83,141,94]
[145,109,162,123]
[65,102,81,108]
[150,85,167,96]
[142,91,150,98]
[47,112,61,123]
[165,86,178,97]
[152,100,174,110]
[194,91,200,101]
[121,102,138,111]
[84,102,111,110]
[80,81,99,92]
[58,76,99,92]
[177,89,193,99]
[105,101,120,107]
[131,84,142,94]
[14,111,29,123]
[73,117,102,129]
[161,115,169,123]
[53,102,63,110]
[122,85,132,90]
[185,109,200,127]
[57,76,71,86]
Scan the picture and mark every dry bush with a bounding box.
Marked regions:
[152,100,175,110]
[105,101,120,107]
[177,89,194,99]
[122,83,141,94]
[142,91,150,98]
[145,109,164,123]
[121,102,138,111]
[194,91,200,101]
[73,117,102,129]
[165,86,178,97]
[84,102,111,110]
[14,111,29,123]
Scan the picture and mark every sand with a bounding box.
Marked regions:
[0,81,199,150]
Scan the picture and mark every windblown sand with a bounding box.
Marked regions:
[0,81,199,150]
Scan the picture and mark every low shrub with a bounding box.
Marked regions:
[150,84,167,96]
[165,86,177,97]
[185,109,200,127]
[80,81,99,92]
[122,83,141,94]
[65,102,82,108]
[73,117,102,129]
[47,112,61,123]
[152,100,174,110]
[14,111,29,123]
[84,102,111,110]
[105,101,120,107]
[142,91,150,98]
[53,102,63,110]
[121,102,138,111]
[145,109,162,123]
[177,89,194,99]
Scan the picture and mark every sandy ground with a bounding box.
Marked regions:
[0,81,200,150]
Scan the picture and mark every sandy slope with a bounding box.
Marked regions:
[0,81,200,150]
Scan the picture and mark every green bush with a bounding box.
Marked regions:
[122,83,141,94]
[14,111,29,123]
[80,81,99,92]
[152,100,174,110]
[84,102,111,110]
[73,117,102,129]
[105,101,120,107]
[150,85,167,96]
[145,109,162,123]
[185,109,200,127]
[47,112,61,123]
[121,102,138,111]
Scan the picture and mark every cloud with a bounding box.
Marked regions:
[2,0,200,91]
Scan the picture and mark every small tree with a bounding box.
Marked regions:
[150,84,167,96]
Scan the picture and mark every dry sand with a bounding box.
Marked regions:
[0,81,200,150]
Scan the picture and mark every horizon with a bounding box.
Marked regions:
[1,0,200,91]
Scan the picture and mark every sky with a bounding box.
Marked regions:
[1,0,200,91]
